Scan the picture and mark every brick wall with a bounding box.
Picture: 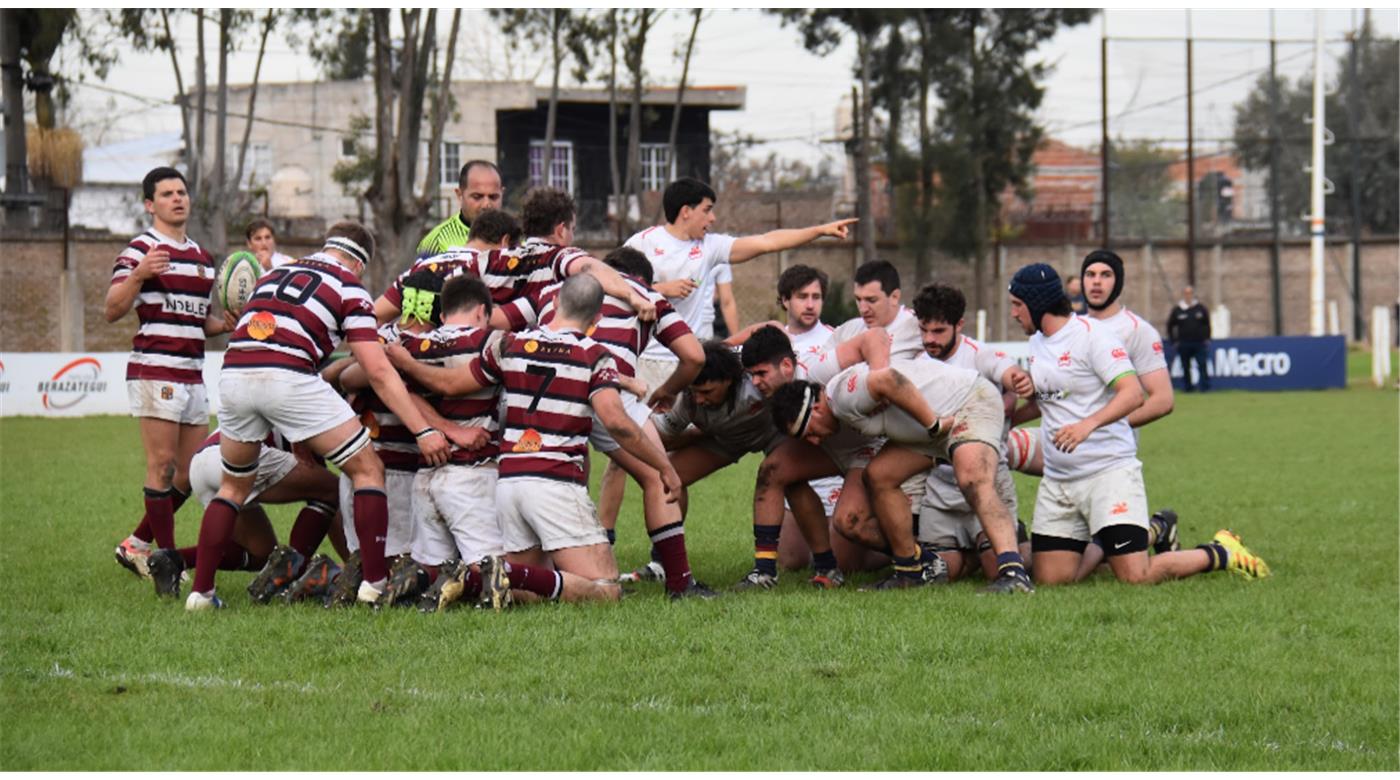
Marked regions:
[2,233,1395,352]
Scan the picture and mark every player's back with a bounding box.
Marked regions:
[478,237,589,306]
[223,253,378,375]
[527,276,688,378]
[410,323,501,465]
[474,327,619,484]
[383,248,483,311]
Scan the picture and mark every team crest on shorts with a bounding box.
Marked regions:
[523,339,539,354]
[513,428,543,453]
[160,385,174,401]
[247,311,277,341]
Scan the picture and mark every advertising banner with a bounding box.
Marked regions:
[0,352,226,417]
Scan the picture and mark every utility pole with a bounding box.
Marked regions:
[1,9,30,220]
[1308,12,1328,336]
[1185,13,1196,286]
[1100,17,1110,247]
[1268,12,1284,335]
[1346,23,1364,340]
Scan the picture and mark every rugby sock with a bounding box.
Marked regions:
[752,524,781,577]
[650,521,693,594]
[176,543,261,571]
[132,488,187,544]
[142,488,178,550]
[352,488,390,584]
[812,549,838,572]
[462,569,483,600]
[605,528,616,546]
[892,552,923,580]
[288,501,337,558]
[996,551,1029,579]
[192,497,239,593]
[504,562,563,600]
[1197,542,1229,572]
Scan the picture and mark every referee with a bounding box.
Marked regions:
[417,160,504,256]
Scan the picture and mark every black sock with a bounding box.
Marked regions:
[1197,542,1229,572]
[812,549,837,571]
[605,528,616,546]
[996,551,1028,577]
[892,553,921,579]
[753,524,781,577]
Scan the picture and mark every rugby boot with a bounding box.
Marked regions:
[670,578,721,601]
[809,567,846,589]
[247,545,305,604]
[115,537,153,579]
[1150,509,1180,554]
[185,590,226,611]
[863,555,949,591]
[475,555,513,612]
[379,560,430,608]
[281,554,341,604]
[733,568,778,591]
[148,548,185,599]
[357,579,386,606]
[325,551,363,608]
[1213,529,1271,579]
[982,566,1035,594]
[418,559,468,613]
[619,560,666,583]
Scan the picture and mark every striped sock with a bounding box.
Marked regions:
[1197,542,1229,572]
[996,551,1029,578]
[892,553,922,580]
[753,524,781,577]
[504,562,563,600]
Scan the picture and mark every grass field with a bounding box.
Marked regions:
[2,376,1396,770]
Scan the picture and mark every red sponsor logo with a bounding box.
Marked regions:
[39,356,108,410]
[847,373,859,393]
[1057,351,1072,367]
[1110,501,1129,515]
[1151,341,1163,354]
[1111,347,1128,360]
[994,351,1007,358]
[688,245,703,259]
[653,247,664,256]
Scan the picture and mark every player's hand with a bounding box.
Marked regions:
[659,464,683,503]
[817,218,859,239]
[648,388,677,414]
[655,278,698,299]
[384,342,413,369]
[221,310,238,334]
[1051,420,1094,453]
[1006,366,1034,399]
[628,291,658,322]
[618,375,649,400]
[443,424,490,452]
[134,249,171,281]
[418,430,450,466]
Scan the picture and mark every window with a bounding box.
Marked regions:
[528,140,574,192]
[340,137,356,158]
[440,142,461,185]
[640,144,675,192]
[228,142,272,189]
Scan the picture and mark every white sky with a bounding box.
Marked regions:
[53,8,1398,168]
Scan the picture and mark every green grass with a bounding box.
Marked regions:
[2,383,1397,770]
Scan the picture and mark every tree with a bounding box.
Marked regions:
[656,9,703,224]
[619,8,657,234]
[1232,22,1398,235]
[1108,139,1184,241]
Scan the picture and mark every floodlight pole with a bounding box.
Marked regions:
[1308,13,1327,336]
[1100,21,1110,247]
[1268,12,1284,336]
[1185,15,1197,286]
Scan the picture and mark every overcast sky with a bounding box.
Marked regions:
[56,8,1396,168]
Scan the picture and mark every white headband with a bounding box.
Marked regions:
[787,383,818,438]
[324,237,370,266]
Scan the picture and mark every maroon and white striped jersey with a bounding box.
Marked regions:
[223,253,378,374]
[110,229,216,384]
[405,323,501,467]
[469,327,620,484]
[382,248,484,310]
[476,237,589,306]
[347,324,419,473]
[497,275,691,378]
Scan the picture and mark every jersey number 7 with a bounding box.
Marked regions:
[525,364,557,413]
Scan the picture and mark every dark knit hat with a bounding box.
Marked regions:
[1009,263,1068,331]
[1081,249,1125,311]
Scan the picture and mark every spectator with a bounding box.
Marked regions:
[1065,276,1088,315]
[1167,284,1212,392]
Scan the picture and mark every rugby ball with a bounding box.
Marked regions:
[220,251,262,316]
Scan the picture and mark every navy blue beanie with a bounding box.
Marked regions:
[1081,249,1125,311]
[1009,263,1068,331]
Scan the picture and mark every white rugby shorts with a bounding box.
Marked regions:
[410,464,502,566]
[496,476,609,553]
[189,445,298,507]
[1033,462,1149,544]
[127,379,208,425]
[917,464,1017,551]
[216,369,356,445]
[589,391,654,453]
[339,469,417,557]
[635,356,678,405]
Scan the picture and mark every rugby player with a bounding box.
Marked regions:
[1007,264,1269,586]
[245,218,295,270]
[388,274,690,602]
[373,209,521,325]
[108,167,234,580]
[912,283,1035,581]
[416,160,504,255]
[771,352,1035,593]
[182,222,450,610]
[733,324,895,589]
[146,428,348,603]
[828,260,924,360]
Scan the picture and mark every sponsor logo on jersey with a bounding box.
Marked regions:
[513,428,543,453]
[420,339,431,352]
[162,297,210,317]
[39,356,108,410]
[1111,501,1129,515]
[1058,351,1072,367]
[653,247,664,256]
[1111,347,1128,360]
[524,339,539,354]
[1151,341,1163,354]
[247,311,277,341]
[688,245,703,259]
[507,257,520,270]
[847,373,859,393]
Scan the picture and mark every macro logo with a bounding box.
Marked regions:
[1213,348,1291,378]
[39,357,108,410]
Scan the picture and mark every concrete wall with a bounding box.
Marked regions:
[2,233,1395,353]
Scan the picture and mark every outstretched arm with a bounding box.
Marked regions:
[729,218,858,264]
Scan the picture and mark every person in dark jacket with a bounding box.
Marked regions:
[1167,285,1212,392]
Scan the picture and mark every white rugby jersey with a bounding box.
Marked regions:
[827,358,980,446]
[694,262,733,340]
[624,225,737,362]
[787,321,835,362]
[1090,309,1167,375]
[829,306,923,361]
[1029,316,1140,481]
[922,335,1018,511]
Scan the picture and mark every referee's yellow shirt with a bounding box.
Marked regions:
[416,212,471,256]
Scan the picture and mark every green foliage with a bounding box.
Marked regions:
[331,115,375,198]
[1,385,1396,769]
[285,9,372,81]
[1232,25,1398,235]
[1109,139,1187,241]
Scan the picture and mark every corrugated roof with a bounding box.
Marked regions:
[82,132,184,184]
